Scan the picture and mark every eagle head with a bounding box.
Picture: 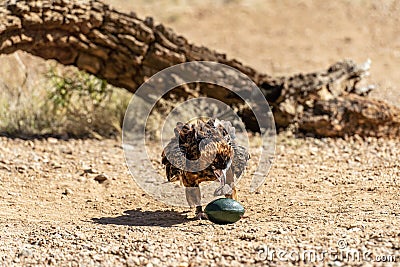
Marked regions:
[200,140,234,183]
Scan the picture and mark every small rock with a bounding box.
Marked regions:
[83,168,97,174]
[75,231,86,239]
[46,258,56,265]
[8,192,21,197]
[94,174,109,184]
[61,148,73,155]
[151,258,161,265]
[47,137,58,144]
[0,159,10,165]
[18,248,32,258]
[92,254,102,261]
[63,188,73,195]
[126,257,140,267]
[139,257,148,265]
[348,227,362,232]
[16,165,28,173]
[51,162,62,169]
[0,163,11,172]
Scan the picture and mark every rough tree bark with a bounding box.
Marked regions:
[0,0,399,137]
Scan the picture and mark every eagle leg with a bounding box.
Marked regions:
[185,187,208,220]
[195,205,208,220]
[224,168,237,200]
[185,186,201,207]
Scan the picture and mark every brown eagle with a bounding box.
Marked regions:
[161,118,250,219]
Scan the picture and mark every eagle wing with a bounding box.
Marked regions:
[161,122,191,183]
[161,137,185,183]
[162,121,204,184]
[231,144,250,179]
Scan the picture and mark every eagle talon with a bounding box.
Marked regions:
[195,206,208,220]
[196,212,209,220]
[214,184,233,196]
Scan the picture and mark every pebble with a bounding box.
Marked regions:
[0,159,11,165]
[83,167,98,174]
[94,174,109,183]
[348,227,362,232]
[51,162,62,169]
[16,165,28,173]
[8,192,21,197]
[126,257,140,267]
[18,248,32,258]
[47,138,58,144]
[63,188,74,195]
[0,165,11,171]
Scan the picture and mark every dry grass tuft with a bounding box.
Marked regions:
[0,54,131,139]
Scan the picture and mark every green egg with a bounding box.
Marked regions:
[205,198,245,224]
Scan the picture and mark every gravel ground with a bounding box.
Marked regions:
[0,134,399,266]
[1,1,400,266]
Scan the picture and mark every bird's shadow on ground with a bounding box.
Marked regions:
[92,208,192,227]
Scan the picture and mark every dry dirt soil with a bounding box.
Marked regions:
[1,1,400,266]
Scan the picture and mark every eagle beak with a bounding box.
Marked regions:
[214,169,227,186]
[214,169,222,179]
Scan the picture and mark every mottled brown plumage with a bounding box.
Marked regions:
[161,118,250,219]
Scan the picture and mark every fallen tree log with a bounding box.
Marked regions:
[0,0,399,138]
